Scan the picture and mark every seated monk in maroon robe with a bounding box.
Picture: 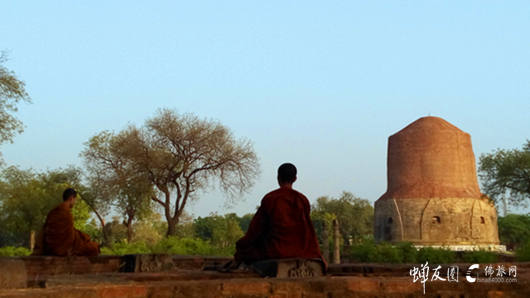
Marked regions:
[32,188,100,256]
[235,163,324,266]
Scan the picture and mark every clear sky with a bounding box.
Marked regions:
[1,1,529,218]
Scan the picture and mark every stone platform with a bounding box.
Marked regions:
[1,256,529,297]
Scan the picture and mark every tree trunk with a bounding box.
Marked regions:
[30,230,35,251]
[322,221,329,264]
[83,198,108,245]
[166,217,179,237]
[333,219,340,264]
[126,217,134,243]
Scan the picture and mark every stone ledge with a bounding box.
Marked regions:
[0,258,27,289]
[11,255,232,279]
[1,276,530,298]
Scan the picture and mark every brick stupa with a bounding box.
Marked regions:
[374,116,502,250]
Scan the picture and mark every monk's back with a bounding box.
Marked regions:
[44,203,76,256]
[33,196,100,257]
[261,188,321,259]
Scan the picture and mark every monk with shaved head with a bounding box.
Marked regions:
[234,163,324,265]
[32,188,100,256]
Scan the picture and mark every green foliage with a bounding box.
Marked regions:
[0,246,31,256]
[0,166,90,247]
[194,213,244,249]
[372,242,403,263]
[515,240,530,262]
[479,141,530,207]
[132,214,165,246]
[0,50,32,147]
[417,246,455,264]
[395,242,418,263]
[100,241,151,255]
[99,234,236,256]
[349,238,378,263]
[103,217,128,245]
[83,219,103,243]
[238,213,254,233]
[72,198,92,231]
[153,237,213,255]
[311,191,374,245]
[81,129,156,243]
[462,249,498,263]
[349,241,457,264]
[84,109,260,237]
[497,214,530,249]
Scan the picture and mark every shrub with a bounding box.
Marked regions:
[349,240,377,263]
[100,241,151,255]
[373,242,403,263]
[417,246,455,264]
[0,246,31,256]
[209,244,237,257]
[152,237,213,255]
[349,241,417,263]
[394,242,418,263]
[462,249,498,263]
[515,240,530,262]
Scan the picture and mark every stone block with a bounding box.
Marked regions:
[252,259,325,278]
[0,258,27,289]
[98,286,133,298]
[123,254,175,273]
[345,279,381,292]
[222,281,271,295]
[176,281,221,297]
[51,289,99,298]
[272,281,307,294]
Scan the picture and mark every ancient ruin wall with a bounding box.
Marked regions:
[374,197,499,245]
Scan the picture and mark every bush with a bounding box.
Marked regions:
[349,241,417,263]
[372,242,403,263]
[394,242,417,263]
[515,240,530,262]
[350,239,377,262]
[100,241,151,255]
[462,249,498,263]
[99,236,235,256]
[0,246,31,256]
[152,237,213,255]
[417,246,455,264]
[209,244,237,257]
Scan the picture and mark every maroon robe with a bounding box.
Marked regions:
[235,187,324,265]
[32,203,100,256]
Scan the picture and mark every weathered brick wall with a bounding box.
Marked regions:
[1,276,529,298]
[19,256,124,278]
[16,255,232,278]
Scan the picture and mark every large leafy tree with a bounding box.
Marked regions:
[238,213,254,233]
[478,141,530,208]
[311,191,374,245]
[0,51,31,148]
[195,213,244,249]
[497,214,530,250]
[81,130,155,243]
[93,108,260,237]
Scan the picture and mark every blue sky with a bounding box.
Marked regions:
[1,1,529,217]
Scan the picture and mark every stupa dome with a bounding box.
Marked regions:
[374,116,500,249]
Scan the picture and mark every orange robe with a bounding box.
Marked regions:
[32,203,100,256]
[235,187,323,265]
